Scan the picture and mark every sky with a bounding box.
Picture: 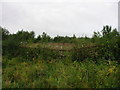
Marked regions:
[0,0,119,37]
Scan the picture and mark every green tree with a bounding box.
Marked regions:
[41,32,51,42]
[101,25,112,37]
[15,30,35,43]
[34,35,41,43]
[0,27,9,40]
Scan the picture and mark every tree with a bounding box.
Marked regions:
[101,25,112,37]
[34,35,41,43]
[0,27,9,40]
[41,32,51,42]
[93,31,101,38]
[15,30,35,43]
[73,34,76,39]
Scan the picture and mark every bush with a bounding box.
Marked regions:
[2,58,120,88]
[71,43,102,62]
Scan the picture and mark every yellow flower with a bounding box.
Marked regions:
[108,66,116,74]
[108,68,113,73]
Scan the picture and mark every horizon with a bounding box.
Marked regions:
[1,25,118,38]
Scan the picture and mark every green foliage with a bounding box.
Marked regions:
[34,35,41,43]
[15,30,35,43]
[2,59,120,88]
[53,35,72,43]
[72,43,102,62]
[0,27,9,40]
[91,25,120,61]
[2,36,20,59]
[40,32,51,42]
[2,25,120,88]
[102,25,112,37]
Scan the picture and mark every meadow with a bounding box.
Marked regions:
[1,25,120,88]
[2,57,120,88]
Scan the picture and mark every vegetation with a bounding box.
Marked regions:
[1,25,120,88]
[2,58,120,88]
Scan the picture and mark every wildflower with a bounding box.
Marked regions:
[108,66,116,73]
[107,66,116,76]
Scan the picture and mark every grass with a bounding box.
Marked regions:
[2,25,120,88]
[24,43,74,50]
[2,58,120,88]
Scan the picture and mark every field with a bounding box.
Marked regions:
[2,54,120,88]
[1,25,120,88]
[2,42,120,88]
[24,43,74,50]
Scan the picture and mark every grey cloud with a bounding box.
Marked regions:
[1,1,118,37]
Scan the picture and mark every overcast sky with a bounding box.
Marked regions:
[0,0,119,37]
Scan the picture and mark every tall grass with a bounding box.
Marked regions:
[2,58,120,88]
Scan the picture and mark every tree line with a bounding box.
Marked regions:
[1,25,120,62]
[1,26,81,43]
